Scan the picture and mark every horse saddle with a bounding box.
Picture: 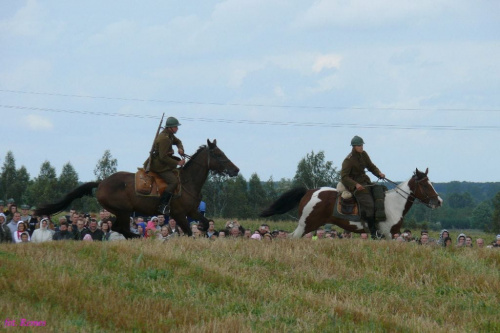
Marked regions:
[333,182,388,222]
[333,182,361,221]
[134,168,180,197]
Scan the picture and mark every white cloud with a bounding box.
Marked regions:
[312,54,342,73]
[24,115,53,130]
[305,74,342,94]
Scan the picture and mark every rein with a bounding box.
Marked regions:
[182,152,209,169]
[383,177,437,208]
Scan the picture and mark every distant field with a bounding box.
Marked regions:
[1,234,499,332]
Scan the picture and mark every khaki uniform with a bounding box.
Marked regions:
[341,148,381,219]
[144,129,184,193]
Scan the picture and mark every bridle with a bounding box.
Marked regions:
[180,147,232,200]
[384,176,439,208]
[183,147,231,174]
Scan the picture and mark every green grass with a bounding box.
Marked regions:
[1,226,499,332]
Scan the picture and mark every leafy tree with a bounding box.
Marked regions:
[26,161,59,207]
[201,173,231,218]
[247,173,267,218]
[13,166,31,206]
[293,151,339,189]
[57,162,98,212]
[224,174,251,218]
[491,192,500,232]
[0,151,17,201]
[447,192,475,209]
[276,178,293,194]
[263,176,278,204]
[58,162,79,196]
[94,150,117,181]
[471,201,493,232]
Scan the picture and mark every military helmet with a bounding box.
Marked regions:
[350,135,365,146]
[165,117,181,128]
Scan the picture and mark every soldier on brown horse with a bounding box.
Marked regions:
[35,139,239,238]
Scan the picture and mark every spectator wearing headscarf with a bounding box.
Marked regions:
[31,217,54,243]
[456,233,466,247]
[13,221,30,243]
[145,221,158,239]
[137,222,146,238]
[437,229,450,247]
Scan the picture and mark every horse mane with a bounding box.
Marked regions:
[183,145,208,170]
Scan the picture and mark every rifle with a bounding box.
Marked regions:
[145,113,165,173]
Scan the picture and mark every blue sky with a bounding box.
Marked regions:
[1,0,499,184]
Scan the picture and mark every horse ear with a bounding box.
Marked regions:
[425,168,428,175]
[207,139,216,149]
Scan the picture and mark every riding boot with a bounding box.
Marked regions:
[367,217,378,239]
[158,191,173,215]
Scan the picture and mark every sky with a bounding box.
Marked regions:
[1,0,499,185]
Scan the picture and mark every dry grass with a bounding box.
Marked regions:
[1,236,499,332]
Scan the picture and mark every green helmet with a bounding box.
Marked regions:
[165,117,181,128]
[350,135,365,146]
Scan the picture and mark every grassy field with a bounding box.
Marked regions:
[1,226,499,333]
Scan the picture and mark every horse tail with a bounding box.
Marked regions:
[35,182,100,216]
[260,187,308,217]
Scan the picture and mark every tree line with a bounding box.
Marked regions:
[1,150,499,232]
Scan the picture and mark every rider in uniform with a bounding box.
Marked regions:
[340,136,385,238]
[144,116,186,214]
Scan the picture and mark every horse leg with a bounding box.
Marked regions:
[113,212,139,239]
[172,213,192,237]
[189,211,209,231]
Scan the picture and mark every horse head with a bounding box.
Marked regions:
[207,139,240,177]
[410,168,443,209]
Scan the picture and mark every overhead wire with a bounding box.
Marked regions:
[1,88,500,112]
[1,104,498,131]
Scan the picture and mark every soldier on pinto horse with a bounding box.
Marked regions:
[340,135,385,238]
[143,116,186,214]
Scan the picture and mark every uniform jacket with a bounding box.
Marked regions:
[144,129,184,173]
[341,148,381,192]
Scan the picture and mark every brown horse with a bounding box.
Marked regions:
[35,139,239,238]
[260,168,442,239]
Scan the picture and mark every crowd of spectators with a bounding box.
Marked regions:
[1,199,499,248]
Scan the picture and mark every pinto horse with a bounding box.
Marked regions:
[260,168,442,239]
[35,139,239,238]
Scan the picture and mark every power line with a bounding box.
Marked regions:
[1,88,500,112]
[2,104,499,131]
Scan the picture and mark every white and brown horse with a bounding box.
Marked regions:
[260,168,442,239]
